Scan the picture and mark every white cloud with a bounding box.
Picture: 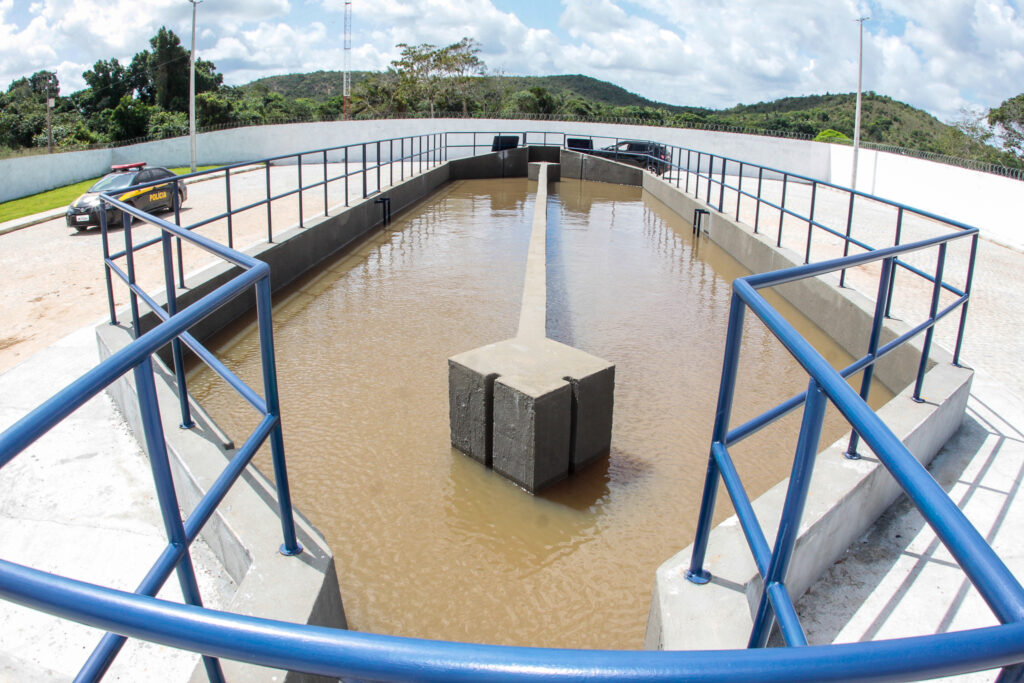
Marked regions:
[1,0,1023,126]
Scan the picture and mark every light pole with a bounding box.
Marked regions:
[851,15,869,190]
[188,0,203,173]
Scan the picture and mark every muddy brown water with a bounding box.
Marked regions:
[188,177,893,649]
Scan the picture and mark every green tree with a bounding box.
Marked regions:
[393,43,444,116]
[195,91,236,127]
[438,37,485,115]
[147,109,188,138]
[988,93,1024,156]
[81,59,130,113]
[109,95,151,140]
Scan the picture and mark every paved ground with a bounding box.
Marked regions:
[0,160,417,373]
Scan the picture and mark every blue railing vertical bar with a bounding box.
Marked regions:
[224,167,233,249]
[777,173,788,248]
[839,192,856,287]
[255,277,302,556]
[747,377,826,649]
[844,256,895,459]
[160,229,194,429]
[953,234,979,367]
[803,181,818,264]
[687,293,747,584]
[913,243,947,402]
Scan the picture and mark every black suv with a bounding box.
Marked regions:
[66,163,187,231]
[569,139,671,175]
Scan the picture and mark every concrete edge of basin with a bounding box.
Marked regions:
[96,322,345,683]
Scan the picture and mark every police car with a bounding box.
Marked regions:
[65,163,187,231]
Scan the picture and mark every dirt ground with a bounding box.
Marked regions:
[0,161,404,373]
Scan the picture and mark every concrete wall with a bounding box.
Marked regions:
[2,119,829,203]
[831,145,1024,250]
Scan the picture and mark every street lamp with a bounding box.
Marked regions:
[187,0,203,173]
[851,15,870,190]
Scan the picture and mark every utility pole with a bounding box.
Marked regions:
[45,92,54,154]
[851,15,869,190]
[188,0,203,172]
[343,0,352,119]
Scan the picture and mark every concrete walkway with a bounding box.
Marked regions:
[0,323,235,681]
[792,369,1024,681]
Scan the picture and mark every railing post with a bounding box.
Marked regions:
[225,167,233,249]
[172,184,185,289]
[845,256,895,459]
[804,181,817,264]
[76,356,224,683]
[706,154,714,204]
[953,234,979,367]
[265,161,273,242]
[362,143,367,198]
[685,150,691,193]
[748,378,827,648]
[322,150,328,217]
[390,138,394,187]
[99,200,117,325]
[400,139,405,182]
[122,208,141,336]
[719,158,726,212]
[777,173,788,248]
[161,230,194,429]
[736,162,743,221]
[688,293,746,583]
[839,192,855,287]
[344,147,350,206]
[754,167,763,234]
[885,207,904,318]
[255,277,303,556]
[376,140,381,193]
[297,155,304,229]
[913,243,947,402]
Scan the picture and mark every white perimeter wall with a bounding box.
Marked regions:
[831,145,1024,250]
[3,118,1021,248]
[0,119,826,203]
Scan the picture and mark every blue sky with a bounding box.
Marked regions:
[2,0,1023,123]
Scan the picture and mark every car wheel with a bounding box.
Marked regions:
[645,160,658,173]
[74,225,88,232]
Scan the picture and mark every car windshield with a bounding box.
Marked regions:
[89,173,138,193]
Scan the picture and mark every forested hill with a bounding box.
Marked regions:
[244,70,949,148]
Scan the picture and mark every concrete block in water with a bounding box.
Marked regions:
[492,374,572,492]
[448,337,614,493]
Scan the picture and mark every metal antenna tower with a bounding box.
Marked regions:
[343,0,352,119]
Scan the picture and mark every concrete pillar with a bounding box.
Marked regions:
[447,163,616,493]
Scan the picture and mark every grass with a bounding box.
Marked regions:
[0,165,220,224]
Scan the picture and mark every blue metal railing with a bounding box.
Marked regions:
[0,194,302,681]
[0,130,1021,680]
[685,230,1024,654]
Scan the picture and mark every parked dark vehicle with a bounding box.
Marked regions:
[65,163,187,232]
[565,138,594,152]
[577,140,670,175]
[491,135,519,152]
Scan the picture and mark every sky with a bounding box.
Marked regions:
[1,0,1022,124]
